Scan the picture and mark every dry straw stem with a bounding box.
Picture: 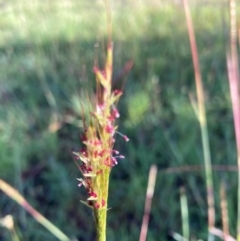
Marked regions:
[183,0,215,235]
[170,231,188,241]
[139,165,158,241]
[220,182,230,241]
[0,215,20,241]
[0,179,71,241]
[227,0,240,240]
[180,187,189,241]
[210,227,236,241]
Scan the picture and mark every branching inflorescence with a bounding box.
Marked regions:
[73,42,129,240]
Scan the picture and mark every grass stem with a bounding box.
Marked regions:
[227,1,240,239]
[139,165,158,241]
[183,0,215,239]
[180,187,189,241]
[0,179,71,241]
[220,182,229,241]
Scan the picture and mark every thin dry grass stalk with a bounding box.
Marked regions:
[0,215,20,241]
[227,1,240,239]
[220,182,230,241]
[183,0,215,235]
[139,165,158,241]
[0,179,70,241]
[210,227,236,241]
[180,187,189,240]
[170,231,188,241]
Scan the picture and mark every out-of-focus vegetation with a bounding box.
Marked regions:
[0,0,239,240]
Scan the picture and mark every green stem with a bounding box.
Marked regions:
[94,170,110,241]
[96,209,107,241]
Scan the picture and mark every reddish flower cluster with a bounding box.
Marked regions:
[74,98,128,208]
[73,43,129,209]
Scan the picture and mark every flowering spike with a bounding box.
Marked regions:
[74,33,130,241]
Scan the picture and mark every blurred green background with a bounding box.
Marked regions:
[0,0,239,240]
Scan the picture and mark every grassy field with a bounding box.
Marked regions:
[0,0,239,240]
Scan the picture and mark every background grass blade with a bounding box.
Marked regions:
[183,0,215,238]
